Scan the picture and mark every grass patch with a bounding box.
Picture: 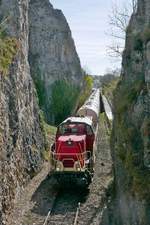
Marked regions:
[115,78,144,116]
[0,27,18,75]
[100,112,112,137]
[39,111,56,161]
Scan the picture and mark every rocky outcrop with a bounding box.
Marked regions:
[28,0,83,122]
[0,0,45,224]
[102,0,150,224]
[0,0,84,223]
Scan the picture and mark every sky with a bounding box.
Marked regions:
[50,0,128,75]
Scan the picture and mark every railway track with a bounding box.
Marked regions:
[42,188,87,225]
[17,112,112,225]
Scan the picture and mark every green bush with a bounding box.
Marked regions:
[34,76,46,108]
[50,79,80,125]
[39,111,56,161]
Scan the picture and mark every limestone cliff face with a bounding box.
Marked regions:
[122,0,150,168]
[103,0,150,224]
[28,0,83,122]
[0,0,83,223]
[0,0,45,223]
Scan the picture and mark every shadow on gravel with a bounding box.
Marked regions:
[30,175,58,216]
[30,175,89,217]
[50,187,89,217]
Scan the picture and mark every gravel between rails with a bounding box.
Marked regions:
[46,189,87,225]
[8,113,113,225]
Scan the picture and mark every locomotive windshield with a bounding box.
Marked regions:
[58,123,93,136]
[58,123,85,135]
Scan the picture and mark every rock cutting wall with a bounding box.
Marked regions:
[0,0,84,224]
[102,0,150,224]
[29,0,83,122]
[0,1,45,221]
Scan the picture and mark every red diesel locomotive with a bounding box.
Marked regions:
[50,89,100,186]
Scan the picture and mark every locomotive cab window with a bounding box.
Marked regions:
[58,123,86,135]
[58,125,68,134]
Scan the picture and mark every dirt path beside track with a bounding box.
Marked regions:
[7,163,55,225]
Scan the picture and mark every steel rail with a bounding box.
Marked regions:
[42,191,59,225]
[73,202,81,225]
[43,209,52,225]
[43,199,81,225]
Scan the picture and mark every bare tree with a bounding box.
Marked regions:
[107,0,137,59]
[131,0,137,14]
[107,43,124,58]
[0,16,10,33]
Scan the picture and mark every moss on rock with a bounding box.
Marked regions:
[0,28,18,75]
[113,76,150,200]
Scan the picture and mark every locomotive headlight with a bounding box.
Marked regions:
[56,161,63,171]
[67,138,72,146]
[75,161,81,171]
[68,140,72,145]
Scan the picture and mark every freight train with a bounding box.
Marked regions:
[50,89,100,187]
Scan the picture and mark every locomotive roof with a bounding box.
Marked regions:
[78,89,100,116]
[60,116,93,127]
